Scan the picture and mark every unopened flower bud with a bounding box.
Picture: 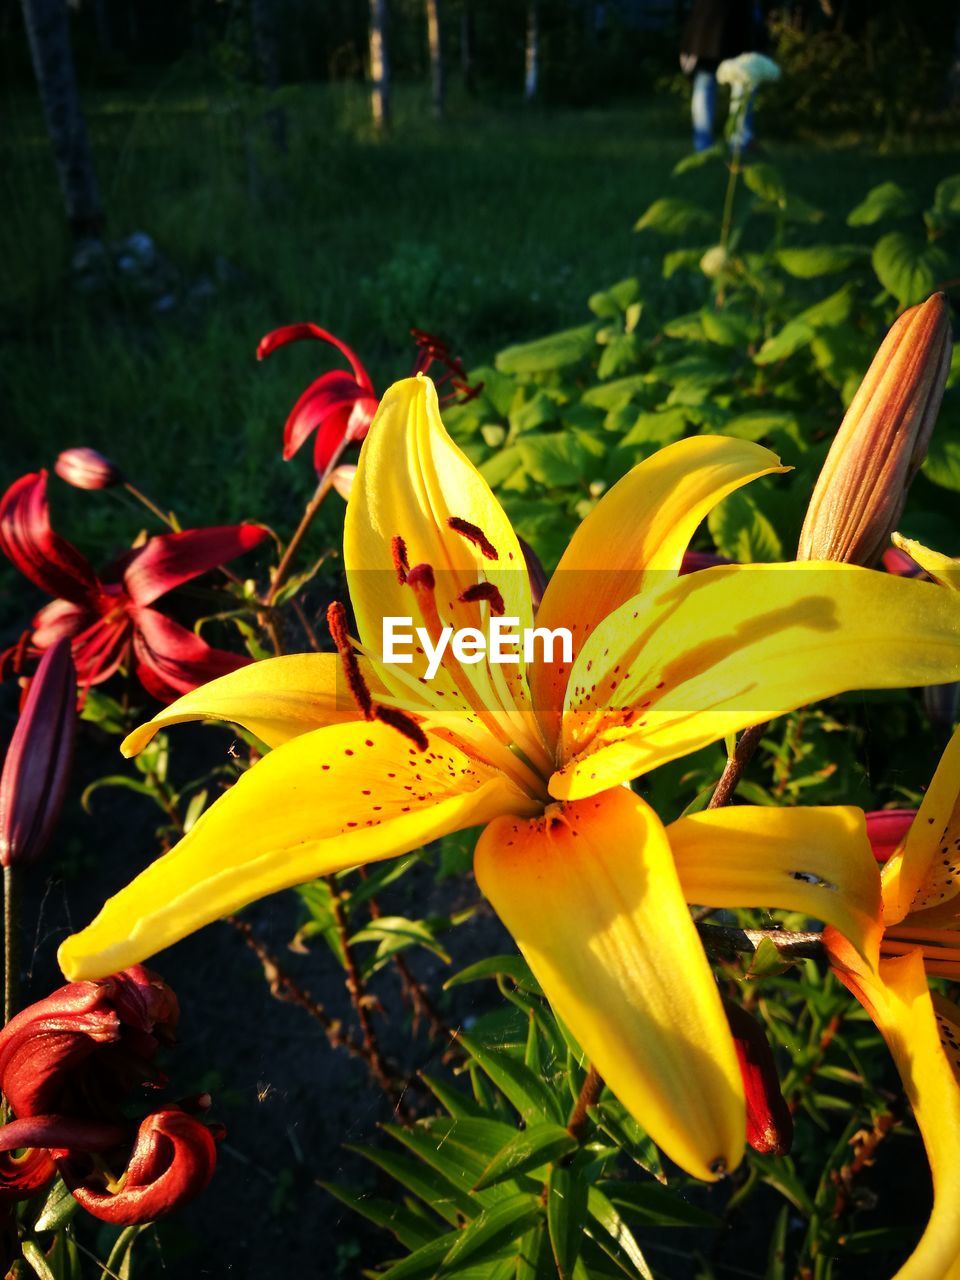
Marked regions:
[0,638,76,868]
[798,294,952,566]
[55,447,123,490]
[863,809,915,863]
[330,464,356,501]
[724,999,793,1156]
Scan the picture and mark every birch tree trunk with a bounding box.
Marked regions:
[19,0,104,239]
[426,0,444,120]
[524,0,540,104]
[369,0,391,131]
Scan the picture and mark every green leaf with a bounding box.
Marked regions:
[440,1193,544,1275]
[350,916,452,964]
[707,489,783,562]
[386,1118,526,1205]
[381,1235,456,1280]
[347,1143,477,1224]
[21,1240,57,1280]
[618,408,689,452]
[496,325,597,375]
[776,245,867,278]
[872,230,949,306]
[662,248,706,278]
[754,319,815,366]
[105,1225,151,1278]
[548,1166,589,1280]
[475,1124,578,1190]
[742,163,786,208]
[34,1179,78,1232]
[765,1204,789,1279]
[586,1187,654,1280]
[515,434,597,488]
[922,426,960,492]
[846,181,915,226]
[321,1181,440,1250]
[587,1102,663,1181]
[672,144,724,174]
[720,409,799,442]
[634,198,714,236]
[515,1226,554,1280]
[598,1180,721,1228]
[80,775,160,814]
[933,175,960,218]
[446,956,541,994]
[457,1034,564,1124]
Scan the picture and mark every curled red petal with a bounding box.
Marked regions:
[864,809,916,863]
[0,1146,55,1203]
[62,1106,219,1225]
[131,607,252,703]
[282,372,361,461]
[123,524,269,607]
[0,637,76,868]
[0,472,99,605]
[257,322,374,390]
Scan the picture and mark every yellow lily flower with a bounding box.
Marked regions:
[59,375,960,1181]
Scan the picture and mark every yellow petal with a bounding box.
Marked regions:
[668,805,882,964]
[121,654,365,756]
[893,533,960,591]
[551,563,960,800]
[474,787,744,1181]
[832,947,960,1280]
[529,436,786,731]
[343,376,536,725]
[59,721,536,982]
[883,726,960,926]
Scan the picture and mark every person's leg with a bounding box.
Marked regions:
[729,82,755,150]
[691,69,716,152]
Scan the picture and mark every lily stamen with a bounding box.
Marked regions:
[326,601,374,721]
[391,535,409,585]
[447,517,499,561]
[458,583,505,616]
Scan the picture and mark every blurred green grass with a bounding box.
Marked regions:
[2,79,959,551]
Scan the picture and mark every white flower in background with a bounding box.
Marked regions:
[716,53,781,91]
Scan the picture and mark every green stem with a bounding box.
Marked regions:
[123,481,180,532]
[719,143,742,255]
[265,469,336,609]
[4,866,18,1026]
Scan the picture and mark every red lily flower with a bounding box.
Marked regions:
[0,471,268,702]
[257,323,378,478]
[0,970,219,1224]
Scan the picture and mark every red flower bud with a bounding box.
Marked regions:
[0,637,76,868]
[519,538,548,612]
[0,966,178,1120]
[61,1106,219,1225]
[54,447,123,490]
[864,809,916,863]
[724,999,793,1156]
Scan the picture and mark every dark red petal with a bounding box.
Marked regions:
[256,323,375,391]
[62,1107,218,1225]
[123,524,269,607]
[864,809,916,863]
[0,638,76,869]
[0,1146,55,1202]
[131,608,252,703]
[0,472,99,604]
[0,1115,129,1154]
[31,599,93,647]
[68,616,132,688]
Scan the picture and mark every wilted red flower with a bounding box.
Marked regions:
[0,965,178,1120]
[0,971,219,1224]
[0,471,268,702]
[257,323,378,478]
[55,447,122,490]
[863,809,916,863]
[724,999,793,1157]
[0,637,76,868]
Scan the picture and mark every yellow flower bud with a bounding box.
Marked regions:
[797,293,952,566]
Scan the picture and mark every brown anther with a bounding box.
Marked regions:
[326,601,374,720]
[391,535,409,585]
[458,583,505,616]
[407,563,436,592]
[374,706,429,751]
[447,517,498,561]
